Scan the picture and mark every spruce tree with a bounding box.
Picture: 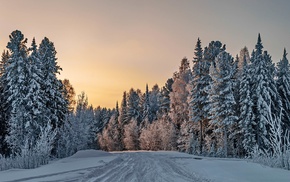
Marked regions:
[239,55,255,153]
[119,91,127,126]
[190,38,208,154]
[250,34,281,150]
[209,51,237,157]
[25,38,46,147]
[276,49,290,131]
[38,37,67,129]
[159,78,173,115]
[142,84,152,123]
[0,51,10,155]
[4,30,29,155]
[126,88,141,124]
[149,84,160,121]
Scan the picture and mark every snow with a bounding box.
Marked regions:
[0,150,117,182]
[164,151,290,182]
[1,150,290,182]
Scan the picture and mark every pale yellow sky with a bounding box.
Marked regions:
[1,0,290,108]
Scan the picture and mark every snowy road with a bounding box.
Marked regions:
[82,152,210,182]
[2,150,290,182]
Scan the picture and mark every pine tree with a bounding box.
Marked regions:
[25,38,46,147]
[239,55,255,154]
[38,37,67,129]
[276,49,290,131]
[142,84,152,123]
[149,84,160,121]
[190,38,209,154]
[0,50,10,155]
[159,78,173,115]
[126,88,141,124]
[119,91,127,126]
[209,51,237,157]
[250,34,281,150]
[4,30,29,155]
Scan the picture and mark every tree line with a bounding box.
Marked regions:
[0,30,112,167]
[98,34,290,162]
[0,30,289,170]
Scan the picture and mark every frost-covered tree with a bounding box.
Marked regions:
[190,38,210,154]
[170,57,191,130]
[159,78,173,115]
[209,51,237,157]
[238,47,250,72]
[0,50,10,155]
[25,38,46,148]
[239,55,255,154]
[38,37,67,129]
[170,57,191,152]
[204,41,225,67]
[4,30,30,155]
[140,115,176,151]
[61,79,76,113]
[98,103,122,151]
[250,34,281,150]
[119,91,127,126]
[276,49,290,131]
[149,84,161,121]
[123,119,139,150]
[126,88,141,124]
[142,84,153,123]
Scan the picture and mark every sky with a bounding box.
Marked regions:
[1,0,290,108]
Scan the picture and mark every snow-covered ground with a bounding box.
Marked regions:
[1,150,290,182]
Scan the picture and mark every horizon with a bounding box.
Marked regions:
[1,0,290,108]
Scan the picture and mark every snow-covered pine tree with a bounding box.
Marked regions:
[38,37,67,129]
[239,54,255,154]
[149,84,161,121]
[113,102,123,150]
[4,30,30,155]
[142,84,153,124]
[25,38,46,148]
[0,50,10,155]
[204,41,225,68]
[190,38,209,154]
[229,54,244,157]
[159,78,173,115]
[250,34,282,150]
[126,88,141,124]
[119,91,127,126]
[276,49,290,131]
[209,51,237,157]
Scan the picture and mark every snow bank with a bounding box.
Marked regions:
[0,150,116,182]
[157,151,290,182]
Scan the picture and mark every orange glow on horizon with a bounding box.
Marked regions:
[1,0,290,108]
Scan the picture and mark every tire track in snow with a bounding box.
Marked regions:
[82,152,211,182]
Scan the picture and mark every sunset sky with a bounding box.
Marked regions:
[1,0,290,108]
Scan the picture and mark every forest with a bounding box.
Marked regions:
[0,30,290,170]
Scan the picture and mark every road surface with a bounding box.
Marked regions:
[81,152,210,182]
